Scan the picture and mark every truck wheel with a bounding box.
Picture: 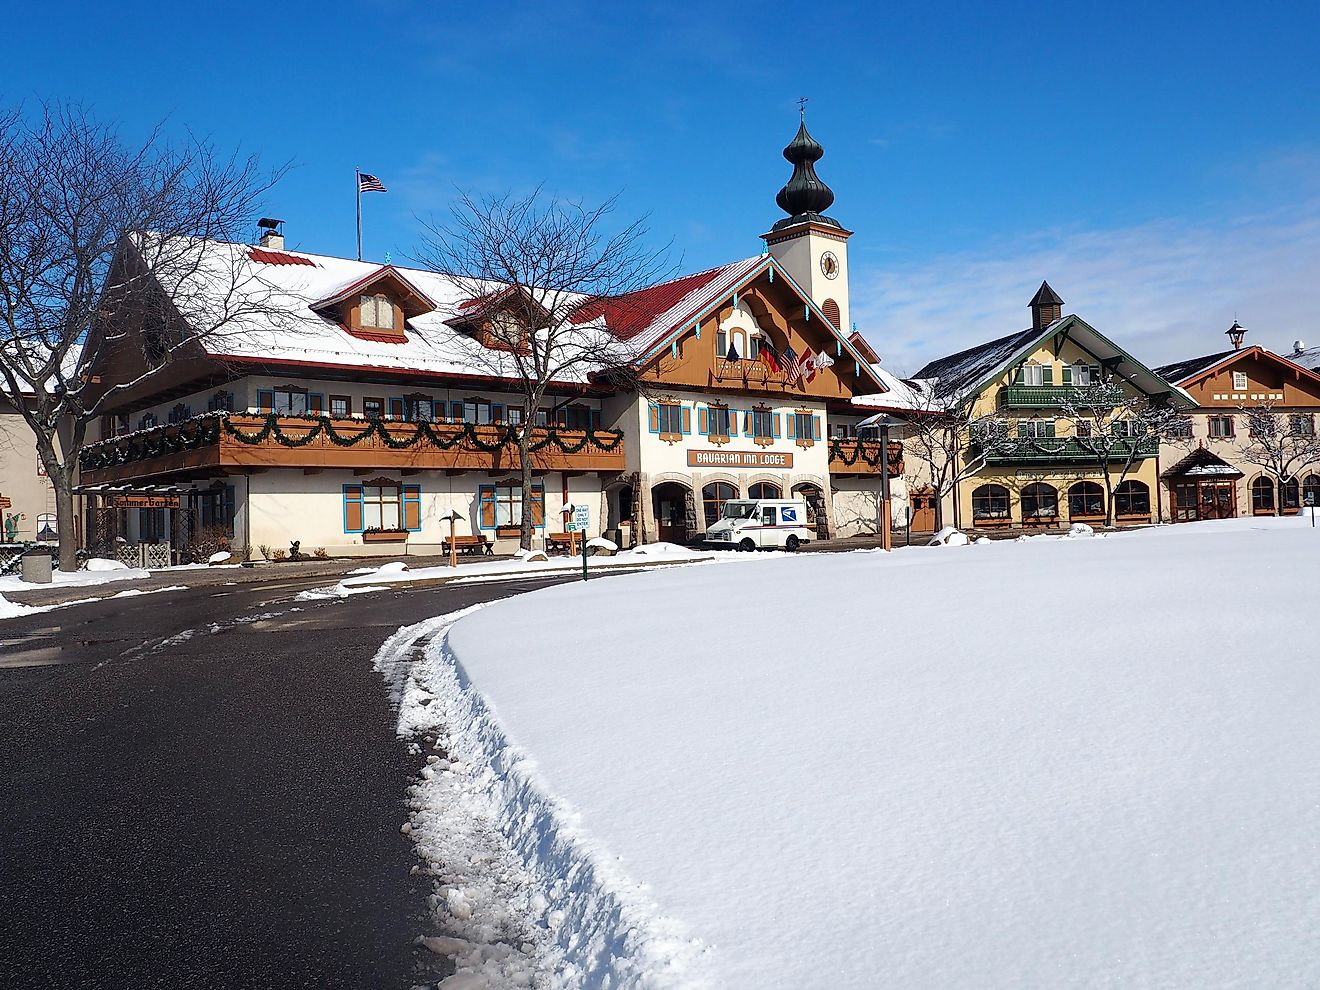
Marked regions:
[785,535,801,552]
[739,538,757,552]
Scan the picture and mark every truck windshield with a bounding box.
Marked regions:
[721,501,759,520]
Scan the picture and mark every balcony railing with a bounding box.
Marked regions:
[1001,386,1084,408]
[979,435,1158,465]
[78,413,627,484]
[827,438,904,476]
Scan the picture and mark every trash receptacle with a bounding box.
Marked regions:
[22,551,53,585]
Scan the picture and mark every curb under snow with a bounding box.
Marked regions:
[375,610,707,990]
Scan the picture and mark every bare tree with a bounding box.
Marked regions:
[1238,401,1320,514]
[416,189,670,550]
[1043,380,1192,525]
[0,101,286,570]
[901,380,1033,530]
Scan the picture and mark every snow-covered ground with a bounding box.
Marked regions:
[384,516,1320,989]
[0,557,149,594]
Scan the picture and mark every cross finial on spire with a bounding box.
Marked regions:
[797,96,808,119]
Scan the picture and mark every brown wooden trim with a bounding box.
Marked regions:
[362,530,408,543]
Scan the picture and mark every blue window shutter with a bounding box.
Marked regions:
[648,404,660,433]
[681,406,692,435]
[451,401,464,421]
[787,414,797,440]
[772,413,782,438]
[698,406,708,435]
[343,484,364,533]
[492,403,504,423]
[257,389,274,413]
[388,397,405,420]
[812,416,821,440]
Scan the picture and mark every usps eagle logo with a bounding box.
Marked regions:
[782,508,798,522]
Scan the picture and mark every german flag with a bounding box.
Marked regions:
[759,338,783,374]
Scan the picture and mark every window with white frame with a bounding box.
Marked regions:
[1022,364,1045,386]
[1072,363,1093,386]
[1019,418,1054,438]
[1232,371,1248,391]
[362,484,402,530]
[360,293,395,330]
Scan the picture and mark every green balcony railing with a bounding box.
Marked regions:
[1001,385,1083,408]
[979,435,1159,465]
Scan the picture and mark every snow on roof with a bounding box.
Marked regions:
[572,256,764,354]
[851,364,931,413]
[1285,344,1320,373]
[132,235,773,386]
[912,324,1050,397]
[1154,349,1241,385]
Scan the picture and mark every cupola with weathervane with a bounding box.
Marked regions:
[761,102,853,336]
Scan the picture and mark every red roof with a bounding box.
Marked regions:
[572,266,730,340]
[248,248,316,267]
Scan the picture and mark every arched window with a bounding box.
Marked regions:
[1068,481,1105,519]
[971,484,1010,522]
[1021,482,1059,522]
[1113,480,1151,517]
[1303,474,1320,509]
[360,293,395,330]
[1251,476,1275,514]
[822,298,841,331]
[1282,477,1301,513]
[703,482,738,526]
[749,481,781,500]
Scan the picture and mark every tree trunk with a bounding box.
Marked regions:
[517,424,535,551]
[52,470,79,572]
[1103,471,1115,528]
[933,489,945,531]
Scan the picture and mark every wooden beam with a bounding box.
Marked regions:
[401,468,421,476]
[444,469,467,477]
[303,468,323,475]
[352,468,373,477]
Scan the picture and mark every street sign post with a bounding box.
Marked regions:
[566,504,590,533]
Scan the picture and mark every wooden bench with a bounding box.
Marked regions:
[545,532,577,554]
[442,535,493,556]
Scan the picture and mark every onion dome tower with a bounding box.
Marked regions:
[772,119,841,231]
[761,107,853,333]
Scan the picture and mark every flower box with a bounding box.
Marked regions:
[363,530,408,543]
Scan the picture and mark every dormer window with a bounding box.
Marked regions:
[360,294,395,330]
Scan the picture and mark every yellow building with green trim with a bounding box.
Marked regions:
[913,283,1193,531]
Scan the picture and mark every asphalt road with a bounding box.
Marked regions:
[0,568,587,989]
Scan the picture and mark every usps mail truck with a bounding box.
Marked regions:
[704,498,813,551]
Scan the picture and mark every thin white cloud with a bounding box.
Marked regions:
[853,201,1320,376]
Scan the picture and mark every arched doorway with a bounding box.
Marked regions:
[792,482,830,539]
[1113,480,1151,521]
[748,481,781,500]
[1303,474,1320,510]
[702,482,738,527]
[652,481,693,545]
[1281,477,1301,515]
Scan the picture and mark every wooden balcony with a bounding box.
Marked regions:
[78,414,626,484]
[981,436,1158,466]
[828,438,904,477]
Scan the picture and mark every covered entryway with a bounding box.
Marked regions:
[791,482,831,539]
[652,481,694,545]
[1163,448,1242,522]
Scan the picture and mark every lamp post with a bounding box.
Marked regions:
[861,413,904,552]
[438,509,461,567]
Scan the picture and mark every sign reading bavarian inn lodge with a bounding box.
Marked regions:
[686,450,794,469]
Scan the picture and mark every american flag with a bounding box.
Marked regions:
[357,172,387,193]
[785,347,814,385]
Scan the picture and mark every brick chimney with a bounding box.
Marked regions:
[1029,280,1064,330]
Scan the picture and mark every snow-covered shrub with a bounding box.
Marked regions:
[1067,523,1095,538]
[928,527,969,547]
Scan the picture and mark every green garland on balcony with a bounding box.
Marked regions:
[828,437,890,468]
[80,412,624,471]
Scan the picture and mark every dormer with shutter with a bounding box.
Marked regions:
[310,266,436,343]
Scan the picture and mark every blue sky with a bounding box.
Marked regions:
[8,1,1320,370]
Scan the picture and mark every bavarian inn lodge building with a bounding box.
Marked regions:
[77,121,907,557]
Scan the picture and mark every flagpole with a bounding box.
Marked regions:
[355,167,362,261]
